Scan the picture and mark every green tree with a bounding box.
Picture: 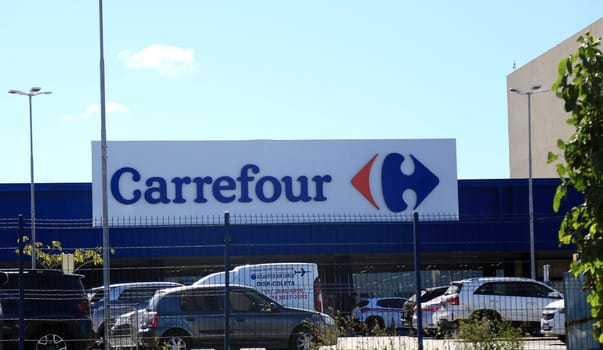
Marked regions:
[16,236,113,272]
[550,31,603,343]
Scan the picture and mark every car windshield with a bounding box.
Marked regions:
[420,287,447,301]
[148,291,167,309]
[445,283,462,295]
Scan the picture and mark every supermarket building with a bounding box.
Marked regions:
[2,17,602,301]
[0,139,581,300]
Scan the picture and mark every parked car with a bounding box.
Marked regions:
[434,277,563,335]
[0,269,94,350]
[89,281,182,339]
[354,296,407,330]
[402,286,448,332]
[541,299,565,343]
[410,288,450,336]
[110,283,337,350]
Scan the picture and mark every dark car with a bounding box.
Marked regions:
[401,286,448,331]
[0,269,94,350]
[112,284,337,350]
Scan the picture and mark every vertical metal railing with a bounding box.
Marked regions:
[18,215,24,350]
[413,212,423,350]
[223,212,231,350]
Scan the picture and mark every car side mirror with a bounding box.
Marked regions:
[548,291,562,299]
[270,302,281,313]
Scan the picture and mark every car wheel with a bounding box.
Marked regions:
[33,329,70,350]
[161,333,190,350]
[558,335,566,343]
[289,327,316,350]
[365,316,385,332]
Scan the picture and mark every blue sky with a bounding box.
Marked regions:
[1,1,601,183]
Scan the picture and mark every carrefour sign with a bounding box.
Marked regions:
[91,140,458,222]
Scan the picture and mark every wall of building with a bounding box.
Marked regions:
[507,17,603,178]
[0,180,581,278]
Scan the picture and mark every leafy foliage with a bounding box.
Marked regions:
[455,316,524,350]
[549,31,603,343]
[16,236,113,271]
[328,307,369,337]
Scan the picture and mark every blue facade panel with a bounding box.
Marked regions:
[0,179,582,262]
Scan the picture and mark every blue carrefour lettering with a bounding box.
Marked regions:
[256,176,281,202]
[171,177,191,203]
[312,175,332,201]
[282,176,311,202]
[237,164,258,203]
[111,167,142,204]
[213,176,236,203]
[110,164,332,205]
[144,177,170,204]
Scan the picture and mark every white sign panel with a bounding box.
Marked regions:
[92,139,458,223]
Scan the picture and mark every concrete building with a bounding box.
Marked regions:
[507,17,603,178]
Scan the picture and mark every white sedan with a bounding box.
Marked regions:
[541,299,565,343]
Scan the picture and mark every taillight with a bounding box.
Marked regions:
[78,300,90,316]
[148,312,158,328]
[447,296,459,305]
[360,307,370,313]
[422,305,441,312]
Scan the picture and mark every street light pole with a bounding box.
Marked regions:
[98,1,112,349]
[509,84,547,280]
[8,87,52,269]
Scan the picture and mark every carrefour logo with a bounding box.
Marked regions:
[109,165,332,205]
[93,140,458,224]
[352,153,440,212]
[108,153,439,213]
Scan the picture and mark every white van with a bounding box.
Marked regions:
[193,262,324,312]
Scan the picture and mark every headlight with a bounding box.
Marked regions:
[321,313,336,326]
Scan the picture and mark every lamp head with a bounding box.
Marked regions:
[531,85,542,91]
[30,87,42,93]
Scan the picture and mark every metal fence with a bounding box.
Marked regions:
[0,213,598,349]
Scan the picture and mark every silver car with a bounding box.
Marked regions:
[89,281,182,338]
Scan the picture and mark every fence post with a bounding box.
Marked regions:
[18,215,24,350]
[224,212,231,350]
[413,212,423,350]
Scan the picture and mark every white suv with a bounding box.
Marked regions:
[434,277,562,335]
[354,297,407,330]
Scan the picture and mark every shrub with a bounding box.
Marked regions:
[455,315,524,350]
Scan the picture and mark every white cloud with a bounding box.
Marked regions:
[63,102,128,122]
[117,44,197,77]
